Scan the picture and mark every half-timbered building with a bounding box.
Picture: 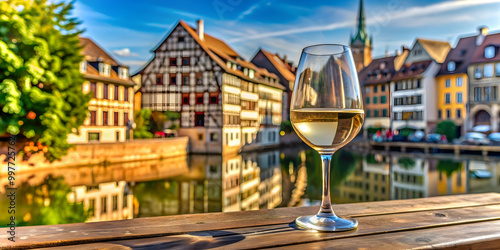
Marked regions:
[138,20,284,154]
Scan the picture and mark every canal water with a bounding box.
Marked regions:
[1,145,499,226]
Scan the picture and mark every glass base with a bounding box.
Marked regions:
[295,215,358,232]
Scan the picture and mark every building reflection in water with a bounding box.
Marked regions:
[2,148,500,226]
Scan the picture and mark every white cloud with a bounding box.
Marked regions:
[238,4,260,20]
[229,0,500,43]
[113,48,138,57]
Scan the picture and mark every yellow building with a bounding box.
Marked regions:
[435,35,477,136]
[67,37,135,143]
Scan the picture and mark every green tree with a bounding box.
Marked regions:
[134,109,153,138]
[0,175,88,226]
[0,0,89,162]
[436,120,457,141]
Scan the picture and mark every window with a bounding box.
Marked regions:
[474,87,481,101]
[381,85,386,92]
[446,109,451,119]
[456,109,461,118]
[198,133,203,141]
[225,133,229,145]
[485,86,491,101]
[182,93,189,105]
[114,112,119,126]
[101,197,107,213]
[209,93,218,104]
[374,109,379,117]
[196,93,203,104]
[196,73,203,85]
[496,64,500,76]
[445,93,451,104]
[118,67,128,79]
[103,84,109,99]
[475,67,482,79]
[114,86,119,100]
[457,92,463,103]
[249,70,254,79]
[90,82,97,98]
[456,77,463,87]
[365,86,370,93]
[170,74,176,85]
[484,64,494,77]
[178,36,185,42]
[373,86,378,93]
[88,199,95,216]
[210,133,218,142]
[485,46,495,59]
[107,195,117,212]
[447,61,456,71]
[182,57,190,66]
[99,63,110,76]
[373,97,378,104]
[170,58,177,66]
[445,79,451,87]
[90,111,96,125]
[365,97,370,104]
[381,96,387,104]
[124,112,129,126]
[366,109,371,117]
[124,87,129,102]
[438,110,442,119]
[80,61,87,73]
[182,74,189,85]
[103,111,108,125]
[156,74,163,85]
[116,131,120,141]
[195,113,204,127]
[88,132,100,142]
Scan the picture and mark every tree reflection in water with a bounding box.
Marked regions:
[0,175,88,226]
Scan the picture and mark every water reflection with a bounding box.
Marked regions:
[1,147,500,226]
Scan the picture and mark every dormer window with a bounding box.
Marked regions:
[80,61,87,73]
[249,70,254,79]
[379,62,386,70]
[485,46,495,59]
[118,67,128,79]
[447,61,456,72]
[226,61,231,69]
[232,64,237,70]
[244,68,248,76]
[99,63,111,76]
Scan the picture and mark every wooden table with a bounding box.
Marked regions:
[3,193,500,249]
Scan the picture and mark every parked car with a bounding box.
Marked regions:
[470,169,492,179]
[456,132,490,145]
[409,131,425,142]
[489,132,500,145]
[426,133,442,143]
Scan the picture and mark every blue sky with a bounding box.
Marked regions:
[72,0,500,73]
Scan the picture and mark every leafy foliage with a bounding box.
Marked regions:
[0,0,89,161]
[133,109,153,138]
[436,120,457,141]
[149,110,181,132]
[0,175,88,226]
[280,120,294,133]
[437,159,463,177]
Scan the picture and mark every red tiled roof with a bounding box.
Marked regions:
[79,37,120,66]
[391,60,432,81]
[358,55,397,85]
[155,20,284,90]
[437,35,477,76]
[259,49,296,82]
[470,32,500,64]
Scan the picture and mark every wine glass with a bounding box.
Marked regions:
[291,44,364,231]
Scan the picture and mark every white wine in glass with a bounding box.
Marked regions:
[291,44,364,231]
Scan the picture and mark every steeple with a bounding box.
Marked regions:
[349,0,372,72]
[350,0,371,47]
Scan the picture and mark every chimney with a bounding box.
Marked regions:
[395,49,401,56]
[476,26,488,46]
[283,54,288,63]
[197,19,204,41]
[385,49,390,57]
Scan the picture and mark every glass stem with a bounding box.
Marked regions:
[318,154,336,217]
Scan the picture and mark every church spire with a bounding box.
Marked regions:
[351,0,371,47]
